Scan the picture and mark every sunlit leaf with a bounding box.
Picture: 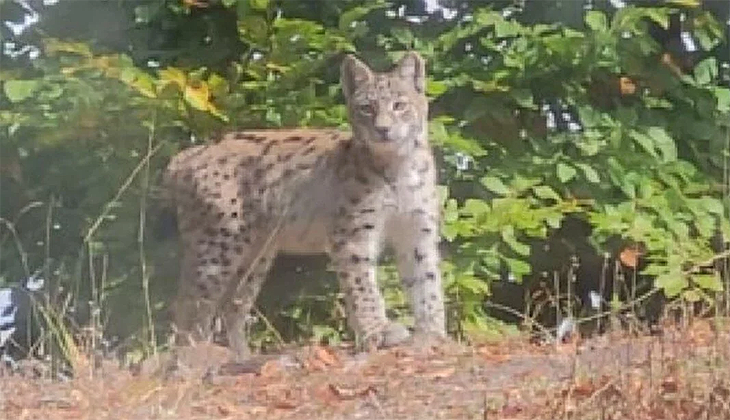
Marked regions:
[556,163,577,183]
[3,80,39,103]
[249,0,268,11]
[532,185,561,202]
[585,11,607,32]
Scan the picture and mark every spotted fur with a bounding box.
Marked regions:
[164,52,446,357]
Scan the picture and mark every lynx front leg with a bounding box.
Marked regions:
[390,210,447,339]
[329,210,409,350]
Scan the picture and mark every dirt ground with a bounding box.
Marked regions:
[2,320,730,420]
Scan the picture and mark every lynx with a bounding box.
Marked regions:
[163,52,446,358]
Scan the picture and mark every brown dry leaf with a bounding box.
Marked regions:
[259,359,282,378]
[272,398,299,410]
[619,246,641,268]
[501,403,524,418]
[183,0,209,8]
[312,384,341,405]
[572,380,596,398]
[266,386,302,410]
[661,377,679,394]
[215,398,247,418]
[424,366,456,380]
[619,76,637,96]
[304,357,328,372]
[328,383,377,400]
[478,346,511,363]
[313,346,341,367]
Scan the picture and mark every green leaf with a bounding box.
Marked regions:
[646,126,677,162]
[556,163,577,183]
[667,0,700,6]
[503,257,530,279]
[693,57,717,85]
[462,199,490,217]
[501,225,530,256]
[576,163,600,183]
[532,185,561,202]
[700,197,724,216]
[455,273,490,294]
[585,11,607,32]
[134,5,153,24]
[693,273,723,292]
[444,198,459,223]
[714,87,730,113]
[629,130,657,158]
[510,89,535,109]
[481,176,511,196]
[391,27,414,46]
[645,8,670,30]
[655,271,686,297]
[426,79,448,97]
[4,80,39,103]
[338,2,387,32]
[249,0,269,11]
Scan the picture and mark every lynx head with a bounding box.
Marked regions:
[341,52,428,155]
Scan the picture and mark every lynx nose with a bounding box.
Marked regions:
[374,113,392,140]
[375,126,390,139]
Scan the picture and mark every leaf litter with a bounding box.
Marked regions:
[3,319,730,419]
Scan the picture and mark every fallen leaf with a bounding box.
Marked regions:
[312,384,341,405]
[571,381,596,398]
[329,383,377,400]
[478,346,511,363]
[313,346,341,367]
[661,377,679,394]
[501,403,524,417]
[424,366,456,380]
[259,360,282,378]
[273,399,298,410]
[303,357,328,372]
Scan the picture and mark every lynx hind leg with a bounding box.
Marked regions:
[222,244,277,360]
[172,211,278,357]
[171,243,219,346]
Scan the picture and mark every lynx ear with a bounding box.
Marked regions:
[395,51,425,93]
[341,54,373,100]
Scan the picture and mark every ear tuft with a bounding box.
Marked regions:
[341,54,373,99]
[395,51,426,93]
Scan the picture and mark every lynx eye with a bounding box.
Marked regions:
[357,104,374,115]
[392,101,408,111]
